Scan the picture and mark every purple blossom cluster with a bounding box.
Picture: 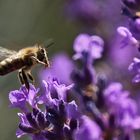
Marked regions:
[9,81,79,140]
[7,0,140,140]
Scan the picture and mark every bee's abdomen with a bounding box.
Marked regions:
[0,57,25,75]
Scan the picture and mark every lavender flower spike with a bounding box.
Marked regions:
[9,78,81,140]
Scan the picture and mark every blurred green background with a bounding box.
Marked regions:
[0,0,80,140]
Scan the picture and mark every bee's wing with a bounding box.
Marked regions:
[0,46,17,61]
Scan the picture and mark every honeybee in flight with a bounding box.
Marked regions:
[0,42,52,91]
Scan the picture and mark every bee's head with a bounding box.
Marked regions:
[36,40,53,67]
[37,45,50,67]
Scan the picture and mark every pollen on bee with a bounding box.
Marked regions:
[0,61,7,65]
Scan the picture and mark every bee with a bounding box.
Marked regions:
[0,42,52,91]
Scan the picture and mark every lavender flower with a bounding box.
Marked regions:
[71,33,104,90]
[71,33,106,136]
[73,34,104,61]
[103,82,140,139]
[9,80,79,140]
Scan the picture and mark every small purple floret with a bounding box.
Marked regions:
[117,26,139,48]
[73,34,104,61]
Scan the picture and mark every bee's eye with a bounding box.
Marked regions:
[40,48,45,54]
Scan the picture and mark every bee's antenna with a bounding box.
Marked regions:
[44,39,54,49]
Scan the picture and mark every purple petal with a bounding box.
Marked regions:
[117,26,139,48]
[117,98,140,129]
[16,128,26,138]
[9,84,39,111]
[104,82,129,102]
[39,80,54,105]
[74,116,102,140]
[53,81,74,101]
[128,57,140,72]
[89,35,104,59]
[73,34,90,53]
[20,84,39,107]
[73,34,104,60]
[104,82,130,113]
[66,101,80,119]
[16,113,30,138]
[41,79,73,103]
[18,113,30,126]
[9,90,27,112]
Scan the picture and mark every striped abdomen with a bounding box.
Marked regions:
[0,55,25,75]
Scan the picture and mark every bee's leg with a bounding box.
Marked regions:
[23,66,35,84]
[31,56,46,66]
[27,72,35,84]
[21,68,30,91]
[18,69,24,85]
